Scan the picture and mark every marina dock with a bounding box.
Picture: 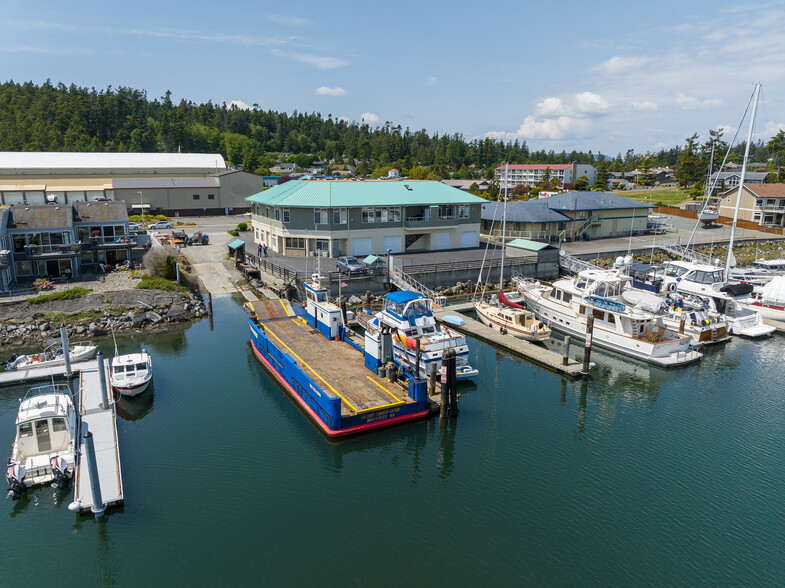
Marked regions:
[248,298,433,436]
[433,309,586,377]
[0,360,96,387]
[73,360,124,514]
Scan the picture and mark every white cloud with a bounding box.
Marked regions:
[337,115,350,123]
[675,93,722,110]
[763,122,785,137]
[427,76,437,86]
[631,101,658,111]
[575,91,608,113]
[535,97,566,116]
[315,86,348,97]
[229,99,253,110]
[597,55,651,74]
[266,14,312,27]
[272,49,348,69]
[361,112,380,124]
[487,115,592,141]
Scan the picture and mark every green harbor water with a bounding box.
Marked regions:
[2,295,785,586]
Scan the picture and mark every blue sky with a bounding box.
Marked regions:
[2,0,785,155]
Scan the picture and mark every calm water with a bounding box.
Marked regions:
[2,295,785,586]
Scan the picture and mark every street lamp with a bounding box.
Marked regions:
[137,191,144,226]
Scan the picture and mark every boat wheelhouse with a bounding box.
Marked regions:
[110,352,153,397]
[518,269,701,367]
[368,291,478,380]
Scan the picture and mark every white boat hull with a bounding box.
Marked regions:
[738,301,785,332]
[112,376,152,397]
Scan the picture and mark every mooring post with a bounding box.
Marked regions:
[440,350,449,419]
[208,292,213,315]
[83,430,106,516]
[176,262,181,285]
[428,361,437,397]
[96,352,110,409]
[679,314,686,335]
[60,324,72,378]
[365,290,371,306]
[562,336,571,366]
[340,297,348,325]
[582,315,594,378]
[448,349,459,416]
[414,338,422,379]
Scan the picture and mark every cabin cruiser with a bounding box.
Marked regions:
[5,341,97,371]
[365,291,478,380]
[660,260,774,337]
[474,290,550,342]
[6,384,77,500]
[729,258,785,285]
[614,260,731,346]
[110,351,153,396]
[698,207,720,226]
[517,269,702,367]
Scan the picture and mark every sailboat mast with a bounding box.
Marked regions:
[726,82,761,277]
[500,162,508,293]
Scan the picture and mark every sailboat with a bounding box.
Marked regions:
[473,163,551,342]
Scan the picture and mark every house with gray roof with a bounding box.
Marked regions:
[708,171,769,195]
[246,180,485,257]
[481,191,653,242]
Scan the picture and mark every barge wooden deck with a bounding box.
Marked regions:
[250,299,417,417]
[433,309,586,378]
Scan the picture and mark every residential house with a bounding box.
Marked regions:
[247,180,485,257]
[717,183,785,228]
[708,171,768,195]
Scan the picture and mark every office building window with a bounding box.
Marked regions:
[208,194,215,200]
[314,209,328,224]
[193,194,200,200]
[333,208,347,224]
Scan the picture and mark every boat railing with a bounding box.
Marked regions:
[658,241,714,265]
[22,383,74,401]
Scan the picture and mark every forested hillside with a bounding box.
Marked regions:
[0,80,781,183]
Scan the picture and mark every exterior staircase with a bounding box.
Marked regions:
[388,256,447,307]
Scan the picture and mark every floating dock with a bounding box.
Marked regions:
[433,309,586,377]
[247,298,433,437]
[0,360,96,387]
[73,360,124,514]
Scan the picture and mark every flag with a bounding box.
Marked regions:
[341,282,348,288]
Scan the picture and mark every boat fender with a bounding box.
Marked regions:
[667,283,677,292]
[530,324,537,334]
[500,327,507,335]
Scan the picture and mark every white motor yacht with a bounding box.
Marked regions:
[660,260,774,337]
[6,384,77,500]
[517,269,702,368]
[739,276,785,331]
[5,341,97,371]
[110,351,153,396]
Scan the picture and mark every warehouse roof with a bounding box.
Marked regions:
[541,191,653,212]
[0,152,226,172]
[246,180,486,208]
[113,177,220,189]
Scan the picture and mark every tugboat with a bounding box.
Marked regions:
[110,351,153,396]
[6,384,77,500]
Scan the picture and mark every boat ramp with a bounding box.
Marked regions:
[432,308,586,378]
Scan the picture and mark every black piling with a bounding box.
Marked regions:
[440,349,449,420]
[562,336,571,366]
[447,349,458,416]
[340,297,348,325]
[582,315,594,378]
[208,292,213,315]
[414,337,422,379]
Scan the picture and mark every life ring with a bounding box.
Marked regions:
[667,283,677,292]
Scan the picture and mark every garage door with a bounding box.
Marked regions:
[460,230,477,248]
[352,237,372,256]
[383,235,402,253]
[432,232,452,250]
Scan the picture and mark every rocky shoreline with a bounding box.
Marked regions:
[0,288,208,348]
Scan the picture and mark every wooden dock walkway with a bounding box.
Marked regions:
[0,360,96,387]
[74,360,124,514]
[433,309,585,378]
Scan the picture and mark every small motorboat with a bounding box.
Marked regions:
[5,341,97,371]
[110,351,153,397]
[6,384,77,500]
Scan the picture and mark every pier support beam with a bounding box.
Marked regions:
[440,350,449,419]
[60,324,72,378]
[447,349,458,416]
[96,352,110,409]
[562,336,571,367]
[84,430,107,517]
[428,362,437,397]
[582,315,594,378]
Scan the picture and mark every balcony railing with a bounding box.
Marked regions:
[23,244,79,257]
[88,235,136,247]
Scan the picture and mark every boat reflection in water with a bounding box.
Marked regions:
[114,385,155,422]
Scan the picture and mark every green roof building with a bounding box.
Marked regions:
[246,180,486,258]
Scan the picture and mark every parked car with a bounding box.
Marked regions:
[336,256,368,275]
[128,223,142,232]
[148,220,174,229]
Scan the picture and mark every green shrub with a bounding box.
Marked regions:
[237,222,248,231]
[162,255,177,281]
[228,229,239,236]
[136,277,187,292]
[29,287,91,304]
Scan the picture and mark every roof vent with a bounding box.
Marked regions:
[404,184,412,191]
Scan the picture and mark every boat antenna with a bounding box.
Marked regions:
[110,322,118,357]
[726,82,761,278]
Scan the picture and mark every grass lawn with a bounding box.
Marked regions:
[612,188,692,207]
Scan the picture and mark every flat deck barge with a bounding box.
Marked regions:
[247,298,431,437]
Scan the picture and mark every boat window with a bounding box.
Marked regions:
[316,292,328,303]
[115,365,125,373]
[553,289,562,301]
[18,422,32,438]
[579,305,586,315]
[607,313,616,324]
[563,291,572,303]
[135,363,147,370]
[421,327,434,334]
[52,418,67,432]
[35,419,51,452]
[593,309,605,320]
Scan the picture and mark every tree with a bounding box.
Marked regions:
[594,160,609,191]
[162,255,176,281]
[768,129,785,182]
[574,175,589,191]
[468,182,481,196]
[512,184,530,198]
[674,133,703,187]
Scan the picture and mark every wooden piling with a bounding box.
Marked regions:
[428,362,437,397]
[562,336,571,366]
[679,314,686,335]
[582,315,594,377]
